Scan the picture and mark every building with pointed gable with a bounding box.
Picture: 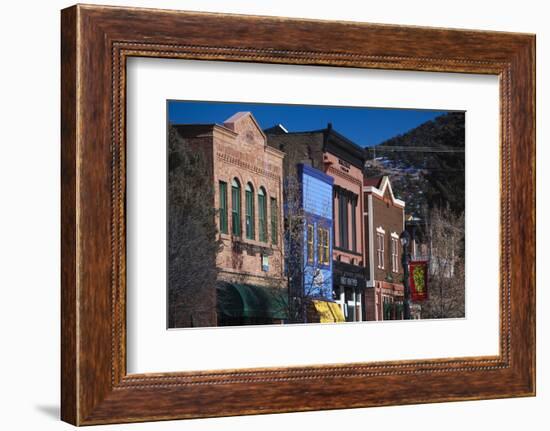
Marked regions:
[363,175,406,320]
[171,112,286,325]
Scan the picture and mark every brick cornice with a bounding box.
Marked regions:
[216,151,281,181]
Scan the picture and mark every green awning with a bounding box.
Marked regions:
[217,282,288,320]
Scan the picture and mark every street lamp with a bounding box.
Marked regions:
[399,230,411,320]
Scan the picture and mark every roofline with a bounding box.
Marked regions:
[363,175,384,188]
[170,122,239,138]
[264,125,366,161]
[266,145,285,159]
[224,111,267,142]
[324,127,366,160]
[363,176,405,208]
[298,163,334,186]
[264,130,324,136]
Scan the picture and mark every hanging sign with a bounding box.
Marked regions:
[409,260,429,301]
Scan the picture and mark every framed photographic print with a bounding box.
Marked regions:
[61,4,535,425]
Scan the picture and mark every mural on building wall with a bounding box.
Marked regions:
[167,100,465,328]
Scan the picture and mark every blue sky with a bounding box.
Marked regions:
[168,100,451,147]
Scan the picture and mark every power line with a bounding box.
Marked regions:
[368,146,464,153]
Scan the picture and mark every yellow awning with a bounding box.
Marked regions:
[312,300,345,323]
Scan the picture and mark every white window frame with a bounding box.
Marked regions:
[376,232,385,269]
[391,237,399,273]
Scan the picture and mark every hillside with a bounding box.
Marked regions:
[364,112,465,217]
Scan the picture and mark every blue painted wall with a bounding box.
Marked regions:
[299,165,334,301]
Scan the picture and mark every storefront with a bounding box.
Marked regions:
[333,261,367,322]
[216,282,288,326]
[306,299,345,323]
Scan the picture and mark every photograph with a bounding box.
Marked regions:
[167,101,466,328]
[0,0,540,428]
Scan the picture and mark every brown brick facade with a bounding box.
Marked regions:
[364,176,405,320]
[174,113,286,290]
[264,131,325,179]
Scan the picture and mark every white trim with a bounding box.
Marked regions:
[367,194,375,288]
[391,237,399,273]
[376,226,386,234]
[363,176,406,208]
[276,123,288,133]
[357,292,363,322]
[391,231,399,239]
[339,287,345,316]
[376,231,385,270]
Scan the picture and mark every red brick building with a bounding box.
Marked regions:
[172,112,286,325]
[323,132,366,322]
[363,176,406,320]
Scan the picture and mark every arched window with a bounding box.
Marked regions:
[218,181,228,234]
[231,178,241,236]
[270,196,278,245]
[245,183,255,240]
[258,187,267,242]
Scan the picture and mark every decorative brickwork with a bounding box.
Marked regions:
[174,112,286,290]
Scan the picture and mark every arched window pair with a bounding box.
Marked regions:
[231,178,267,242]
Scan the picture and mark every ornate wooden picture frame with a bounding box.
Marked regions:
[61,4,535,425]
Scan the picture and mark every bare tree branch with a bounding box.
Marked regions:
[167,127,222,328]
[421,205,465,319]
